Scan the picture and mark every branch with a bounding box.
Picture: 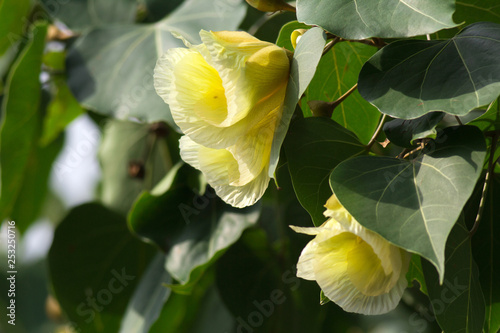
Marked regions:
[366,114,387,150]
[470,133,499,237]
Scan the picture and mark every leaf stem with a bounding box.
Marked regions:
[322,37,340,56]
[470,133,499,237]
[366,114,387,150]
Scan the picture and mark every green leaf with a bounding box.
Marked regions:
[406,255,428,294]
[10,132,64,232]
[471,177,500,333]
[276,21,310,51]
[98,119,175,215]
[359,22,500,119]
[384,112,445,148]
[455,0,500,26]
[128,163,197,251]
[269,27,326,178]
[40,77,85,146]
[301,42,380,144]
[0,0,31,56]
[0,23,47,225]
[467,98,500,132]
[422,216,485,333]
[285,117,366,226]
[48,203,156,333]
[330,126,486,281]
[164,191,260,284]
[119,253,171,333]
[66,0,246,125]
[296,0,457,39]
[40,0,137,31]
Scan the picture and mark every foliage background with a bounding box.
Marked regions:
[0,0,499,332]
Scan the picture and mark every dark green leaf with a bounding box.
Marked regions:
[330,126,486,281]
[301,41,380,144]
[359,22,500,119]
[40,0,137,31]
[471,176,500,333]
[253,11,297,44]
[455,0,500,26]
[406,255,428,294]
[384,112,445,148]
[48,203,156,333]
[119,253,171,333]
[0,0,31,56]
[0,23,47,225]
[269,27,326,177]
[164,191,260,284]
[285,117,366,226]
[422,217,485,333]
[128,163,196,251]
[98,119,175,215]
[141,0,184,23]
[66,0,246,125]
[296,0,456,39]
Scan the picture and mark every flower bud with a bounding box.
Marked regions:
[291,29,307,49]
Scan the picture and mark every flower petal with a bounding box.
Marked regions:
[179,136,239,186]
[200,30,290,127]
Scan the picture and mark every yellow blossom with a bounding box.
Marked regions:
[291,193,411,315]
[154,30,290,208]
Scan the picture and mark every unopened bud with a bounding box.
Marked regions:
[245,0,295,12]
[291,29,307,49]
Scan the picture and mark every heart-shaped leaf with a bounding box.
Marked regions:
[66,0,246,124]
[330,126,486,281]
[296,0,457,39]
[359,22,500,119]
[285,117,366,226]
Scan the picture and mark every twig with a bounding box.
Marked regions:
[333,83,358,106]
[470,134,499,237]
[366,114,387,150]
[322,37,341,56]
[455,116,464,125]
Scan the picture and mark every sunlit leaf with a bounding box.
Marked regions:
[296,0,457,39]
[66,0,246,125]
[0,0,31,56]
[269,26,326,177]
[359,22,500,119]
[301,41,380,144]
[330,126,486,281]
[0,23,47,226]
[119,253,171,333]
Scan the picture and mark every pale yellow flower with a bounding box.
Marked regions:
[291,194,411,315]
[154,30,290,208]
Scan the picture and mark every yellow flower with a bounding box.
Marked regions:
[291,194,411,315]
[154,30,290,208]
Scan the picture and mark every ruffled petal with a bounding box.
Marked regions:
[179,136,239,186]
[200,30,289,127]
[296,240,318,281]
[313,233,409,315]
[213,167,270,208]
